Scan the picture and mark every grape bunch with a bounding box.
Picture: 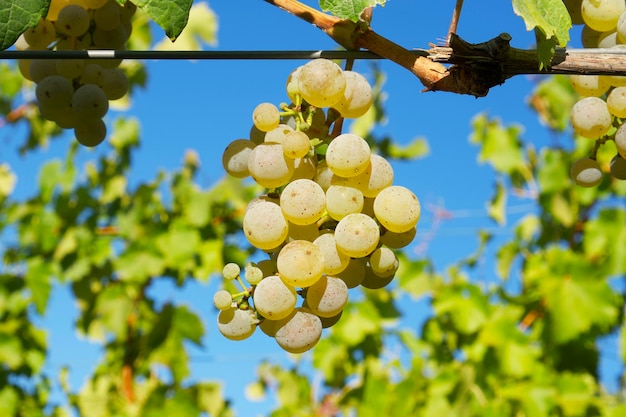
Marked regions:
[564,0,626,186]
[216,58,421,353]
[16,0,135,147]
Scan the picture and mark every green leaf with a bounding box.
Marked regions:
[0,0,49,50]
[487,180,507,225]
[154,2,217,50]
[469,114,525,174]
[512,0,572,69]
[25,257,55,315]
[384,137,430,160]
[529,75,577,132]
[319,0,385,22]
[133,0,193,41]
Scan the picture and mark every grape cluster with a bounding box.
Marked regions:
[216,58,420,353]
[565,0,626,186]
[16,0,135,147]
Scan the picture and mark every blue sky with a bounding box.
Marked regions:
[3,1,621,415]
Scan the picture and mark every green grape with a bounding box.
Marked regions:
[276,240,324,287]
[334,213,380,258]
[610,154,626,179]
[217,307,259,341]
[373,185,421,233]
[273,307,322,353]
[325,183,364,221]
[279,179,326,226]
[570,97,612,139]
[252,275,297,320]
[607,86,626,117]
[305,275,348,318]
[253,102,281,132]
[282,131,311,159]
[244,264,264,285]
[93,0,121,31]
[222,263,241,280]
[55,4,90,36]
[313,232,350,275]
[380,227,416,249]
[36,75,74,109]
[616,124,626,157]
[569,74,610,97]
[222,139,256,178]
[368,247,399,278]
[101,68,129,100]
[570,157,603,187]
[333,70,373,118]
[336,257,366,289]
[243,199,288,250]
[23,19,56,49]
[72,84,109,119]
[247,143,295,188]
[213,290,233,311]
[264,124,293,144]
[74,118,107,147]
[298,58,346,108]
[290,156,317,181]
[325,133,371,178]
[345,154,394,198]
[581,0,624,32]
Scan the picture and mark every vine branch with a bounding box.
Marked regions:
[262,0,626,97]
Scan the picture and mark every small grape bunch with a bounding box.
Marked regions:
[17,0,135,147]
[565,0,626,186]
[216,58,420,353]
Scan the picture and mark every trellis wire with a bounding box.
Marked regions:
[0,49,385,60]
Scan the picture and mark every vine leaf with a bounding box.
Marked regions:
[0,0,49,51]
[319,0,385,22]
[511,0,572,69]
[133,0,193,41]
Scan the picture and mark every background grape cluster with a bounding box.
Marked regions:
[566,0,626,186]
[217,58,420,353]
[16,0,134,147]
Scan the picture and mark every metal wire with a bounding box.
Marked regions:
[0,49,387,60]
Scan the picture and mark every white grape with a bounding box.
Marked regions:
[334,213,380,258]
[253,102,281,132]
[298,59,346,108]
[55,4,90,36]
[286,65,302,103]
[74,118,107,147]
[336,258,366,288]
[244,264,264,285]
[56,58,85,79]
[616,124,626,157]
[570,97,612,139]
[36,75,74,109]
[72,84,109,119]
[325,133,371,178]
[581,0,625,32]
[23,19,56,49]
[101,68,129,100]
[333,70,373,118]
[252,275,297,320]
[287,221,320,243]
[222,263,241,280]
[607,86,626,117]
[282,130,311,159]
[369,247,399,278]
[279,179,326,225]
[247,143,295,188]
[305,275,348,318]
[361,262,395,289]
[243,200,289,250]
[325,183,364,221]
[222,139,255,178]
[569,74,610,97]
[290,156,317,181]
[264,124,293,144]
[277,240,324,288]
[345,154,394,198]
[380,227,416,249]
[314,159,336,191]
[274,307,322,353]
[373,185,421,233]
[93,0,121,31]
[29,59,58,83]
[217,307,259,341]
[570,158,603,187]
[313,232,350,275]
[213,290,233,311]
